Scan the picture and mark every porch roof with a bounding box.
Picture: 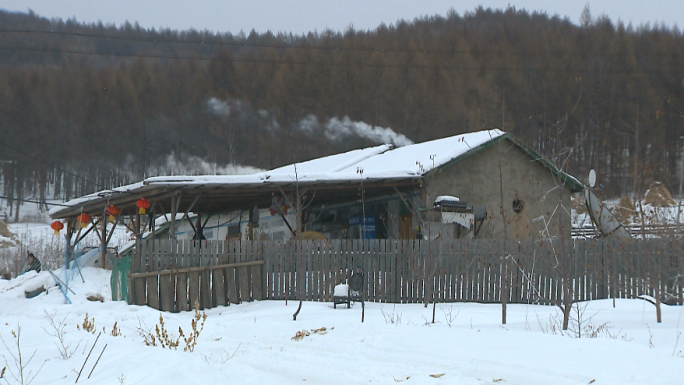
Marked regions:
[48,173,419,220]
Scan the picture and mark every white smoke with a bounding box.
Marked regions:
[155,154,264,176]
[299,115,319,134]
[208,98,280,131]
[259,109,280,132]
[207,97,231,117]
[300,115,413,147]
[208,97,413,146]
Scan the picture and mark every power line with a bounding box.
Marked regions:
[0,194,72,208]
[1,28,682,59]
[0,139,104,188]
[0,44,682,75]
[0,139,133,195]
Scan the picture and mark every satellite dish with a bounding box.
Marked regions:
[588,169,596,188]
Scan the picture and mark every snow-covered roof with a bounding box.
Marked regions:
[48,182,147,216]
[50,129,583,219]
[342,129,504,174]
[268,144,392,175]
[142,129,503,186]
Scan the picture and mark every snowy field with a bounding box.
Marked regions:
[1,267,683,385]
[1,198,683,384]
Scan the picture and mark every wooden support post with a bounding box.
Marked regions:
[64,218,74,273]
[170,194,177,240]
[150,202,157,240]
[100,208,107,269]
[134,209,144,305]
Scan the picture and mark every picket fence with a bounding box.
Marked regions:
[123,238,684,312]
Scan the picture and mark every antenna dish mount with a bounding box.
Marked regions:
[588,169,596,188]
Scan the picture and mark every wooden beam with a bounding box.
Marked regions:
[131,260,264,279]
[392,186,426,230]
[185,215,197,234]
[170,193,178,240]
[52,188,176,219]
[74,217,102,246]
[90,217,104,244]
[53,179,418,221]
[99,207,107,268]
[105,220,119,245]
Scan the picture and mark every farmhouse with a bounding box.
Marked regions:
[48,129,588,309]
[161,129,584,242]
[50,129,584,245]
[48,132,684,314]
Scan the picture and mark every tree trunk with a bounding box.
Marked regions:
[562,303,571,331]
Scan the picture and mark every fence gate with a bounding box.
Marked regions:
[128,239,264,312]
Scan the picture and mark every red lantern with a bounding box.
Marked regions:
[50,221,64,236]
[106,205,120,222]
[77,213,91,228]
[136,198,150,215]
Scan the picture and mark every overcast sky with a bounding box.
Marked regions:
[0,1,681,34]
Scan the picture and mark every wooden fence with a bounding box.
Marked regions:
[572,223,684,239]
[126,238,684,312]
[129,239,263,311]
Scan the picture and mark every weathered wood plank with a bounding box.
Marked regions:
[200,241,211,309]
[147,275,159,310]
[239,265,251,302]
[271,241,278,300]
[387,240,396,303]
[263,240,271,299]
[226,242,239,304]
[277,240,285,300]
[305,240,312,302]
[407,240,414,303]
[252,241,263,301]
[159,237,174,312]
[176,240,189,312]
[133,276,146,306]
[398,240,405,303]
[188,269,201,310]
[213,246,227,307]
[327,240,334,302]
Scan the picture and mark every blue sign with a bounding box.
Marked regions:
[349,215,376,239]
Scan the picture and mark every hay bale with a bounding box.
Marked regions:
[615,195,636,223]
[0,221,13,238]
[0,221,16,247]
[300,231,330,242]
[644,182,676,207]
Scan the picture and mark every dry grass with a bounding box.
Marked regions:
[0,222,14,238]
[644,182,676,207]
[0,228,64,278]
[615,195,636,223]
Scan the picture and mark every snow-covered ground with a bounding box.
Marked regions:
[0,221,132,277]
[1,267,683,385]
[572,196,683,237]
[2,188,683,383]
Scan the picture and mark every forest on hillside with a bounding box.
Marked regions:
[1,7,683,218]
